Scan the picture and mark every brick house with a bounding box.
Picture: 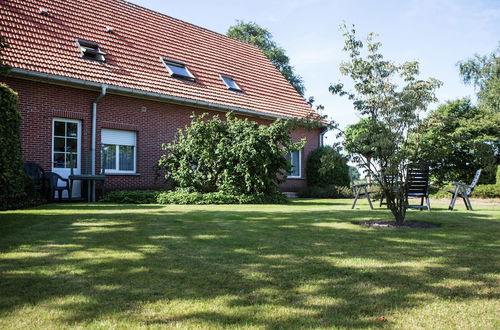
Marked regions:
[1,0,325,198]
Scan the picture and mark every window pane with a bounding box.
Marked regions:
[68,153,77,168]
[67,123,77,138]
[119,146,134,171]
[53,152,65,168]
[102,144,116,170]
[54,121,65,136]
[291,151,300,177]
[66,138,77,152]
[54,137,65,152]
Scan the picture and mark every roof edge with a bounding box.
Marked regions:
[9,68,292,121]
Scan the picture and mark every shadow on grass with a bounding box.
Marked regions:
[0,201,498,328]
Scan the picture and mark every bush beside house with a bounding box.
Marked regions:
[0,83,31,210]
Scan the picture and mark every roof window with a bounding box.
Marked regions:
[221,75,242,92]
[77,40,106,62]
[162,58,195,80]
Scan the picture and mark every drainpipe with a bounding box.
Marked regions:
[91,85,107,176]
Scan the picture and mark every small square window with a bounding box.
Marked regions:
[162,58,195,80]
[77,39,106,62]
[220,75,242,91]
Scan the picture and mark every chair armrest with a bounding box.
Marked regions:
[451,182,470,189]
[352,183,370,188]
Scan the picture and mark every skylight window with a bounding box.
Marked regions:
[162,58,195,80]
[220,75,242,91]
[77,40,106,62]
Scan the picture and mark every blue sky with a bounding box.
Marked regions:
[130,0,499,139]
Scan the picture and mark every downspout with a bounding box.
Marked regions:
[91,85,107,175]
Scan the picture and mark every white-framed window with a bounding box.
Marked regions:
[77,39,106,62]
[220,74,242,92]
[162,58,195,80]
[286,150,301,178]
[52,118,81,169]
[101,129,137,173]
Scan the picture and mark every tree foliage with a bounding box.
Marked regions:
[306,146,350,188]
[158,113,305,196]
[330,24,442,224]
[0,83,28,210]
[0,36,11,76]
[416,98,499,184]
[458,46,499,112]
[227,20,305,96]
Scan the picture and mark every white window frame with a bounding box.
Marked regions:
[220,74,242,92]
[101,129,137,174]
[287,150,302,179]
[52,118,81,170]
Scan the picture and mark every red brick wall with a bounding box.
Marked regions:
[4,78,320,193]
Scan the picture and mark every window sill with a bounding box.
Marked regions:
[287,176,304,180]
[104,172,141,176]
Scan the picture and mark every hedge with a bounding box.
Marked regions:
[297,185,353,199]
[0,83,31,210]
[100,189,288,205]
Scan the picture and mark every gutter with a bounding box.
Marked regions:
[10,68,292,121]
[92,85,107,175]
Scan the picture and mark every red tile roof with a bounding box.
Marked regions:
[1,0,316,119]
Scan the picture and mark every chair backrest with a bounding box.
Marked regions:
[468,169,482,194]
[44,172,64,188]
[407,166,430,196]
[23,162,45,182]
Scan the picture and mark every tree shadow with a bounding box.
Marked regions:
[0,202,498,328]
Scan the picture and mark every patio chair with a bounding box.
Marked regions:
[23,161,47,193]
[44,172,72,202]
[448,169,481,211]
[406,166,431,211]
[379,175,398,207]
[351,178,374,210]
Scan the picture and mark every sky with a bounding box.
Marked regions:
[130,0,499,143]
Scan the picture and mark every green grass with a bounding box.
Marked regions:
[0,199,499,329]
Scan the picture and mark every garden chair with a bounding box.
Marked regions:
[448,169,481,211]
[44,172,72,202]
[379,175,398,207]
[406,166,431,211]
[23,161,47,193]
[351,178,374,210]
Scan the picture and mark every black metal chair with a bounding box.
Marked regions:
[351,178,374,209]
[448,169,481,211]
[44,172,72,202]
[406,166,431,211]
[23,162,47,193]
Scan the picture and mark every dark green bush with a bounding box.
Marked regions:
[306,146,350,188]
[157,189,288,205]
[100,190,160,204]
[297,185,353,198]
[0,83,30,210]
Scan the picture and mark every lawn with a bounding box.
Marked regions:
[0,199,499,329]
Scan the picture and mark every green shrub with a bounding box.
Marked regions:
[157,189,288,205]
[306,146,350,187]
[100,190,160,204]
[158,113,304,196]
[0,83,30,210]
[471,185,500,198]
[496,165,500,185]
[298,185,353,199]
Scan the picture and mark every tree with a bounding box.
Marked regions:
[416,98,499,184]
[349,166,361,181]
[158,113,304,195]
[306,145,350,188]
[0,35,11,76]
[458,46,499,112]
[329,24,442,224]
[227,20,305,96]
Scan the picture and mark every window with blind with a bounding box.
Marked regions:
[101,129,136,173]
